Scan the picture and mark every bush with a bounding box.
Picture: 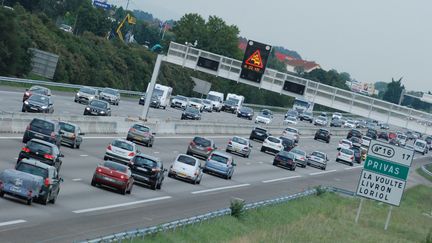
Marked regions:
[425,229,432,243]
[315,185,326,196]
[230,198,245,219]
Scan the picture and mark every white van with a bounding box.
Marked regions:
[206,91,224,112]
[147,84,172,109]
[414,139,428,155]
[226,93,245,112]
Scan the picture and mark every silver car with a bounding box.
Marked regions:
[126,124,155,147]
[307,151,328,170]
[202,99,213,112]
[104,139,138,165]
[226,136,252,158]
[74,87,99,104]
[289,148,307,168]
[187,137,216,159]
[171,95,189,109]
[99,88,120,106]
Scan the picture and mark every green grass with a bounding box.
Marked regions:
[135,185,432,243]
[417,164,432,183]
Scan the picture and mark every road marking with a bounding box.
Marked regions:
[309,169,337,176]
[153,151,160,154]
[344,165,363,170]
[79,154,88,157]
[72,196,172,214]
[246,162,251,165]
[262,175,302,183]
[258,161,264,164]
[72,178,82,182]
[0,220,27,227]
[191,184,250,194]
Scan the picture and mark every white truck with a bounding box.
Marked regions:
[206,91,224,112]
[146,83,173,109]
[226,93,245,112]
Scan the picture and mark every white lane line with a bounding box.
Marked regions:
[72,196,172,214]
[0,220,27,227]
[153,151,160,154]
[72,178,82,181]
[262,175,302,183]
[309,169,337,176]
[191,184,250,194]
[344,165,363,170]
[79,154,88,157]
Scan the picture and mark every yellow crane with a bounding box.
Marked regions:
[115,14,136,42]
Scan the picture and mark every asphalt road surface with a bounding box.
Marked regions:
[0,132,429,242]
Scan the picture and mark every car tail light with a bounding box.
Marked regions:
[44,178,51,186]
[97,168,102,173]
[338,152,341,157]
[27,190,33,197]
[120,175,125,179]
[190,141,196,146]
[26,124,31,131]
[128,152,135,157]
[194,171,199,176]
[228,140,232,145]
[50,132,56,139]
[152,168,161,173]
[207,147,213,151]
[22,147,30,153]
[44,154,54,160]
[107,145,112,151]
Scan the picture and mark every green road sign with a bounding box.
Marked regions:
[363,155,409,180]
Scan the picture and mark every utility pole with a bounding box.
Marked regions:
[125,0,130,11]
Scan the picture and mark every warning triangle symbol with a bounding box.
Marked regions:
[245,50,264,68]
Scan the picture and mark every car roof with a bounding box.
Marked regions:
[210,150,232,158]
[135,153,160,162]
[19,158,54,170]
[319,128,329,132]
[31,117,56,124]
[112,138,135,145]
[28,138,57,147]
[91,99,109,105]
[254,127,267,131]
[176,154,197,160]
[59,121,77,127]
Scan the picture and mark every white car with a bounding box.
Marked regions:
[104,139,138,165]
[413,139,428,155]
[168,154,203,184]
[361,136,371,147]
[314,116,327,126]
[336,148,355,166]
[188,98,204,112]
[261,136,284,154]
[202,99,213,112]
[283,116,298,125]
[171,95,189,109]
[282,127,300,143]
[344,120,356,129]
[226,136,252,158]
[338,139,353,150]
[255,113,272,125]
[397,134,407,146]
[332,112,342,120]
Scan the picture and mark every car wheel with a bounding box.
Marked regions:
[168,172,173,178]
[41,193,50,205]
[314,137,317,140]
[350,162,354,166]
[50,193,58,204]
[272,160,277,166]
[150,182,157,190]
[322,166,326,170]
[103,156,108,161]
[336,158,339,162]
[186,150,192,156]
[0,191,4,197]
[149,141,153,147]
[260,147,265,152]
[326,140,330,144]
[120,187,127,195]
[71,141,76,149]
[91,179,96,186]
[156,180,162,189]
[27,198,32,206]
[76,143,80,149]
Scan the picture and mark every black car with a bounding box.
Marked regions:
[139,95,161,108]
[284,110,298,119]
[181,106,201,120]
[314,128,331,143]
[84,99,111,116]
[299,112,313,123]
[22,94,54,113]
[15,158,62,205]
[330,118,343,127]
[23,85,51,102]
[349,136,362,146]
[221,100,237,113]
[59,121,85,149]
[351,147,362,164]
[18,139,64,172]
[366,129,377,140]
[279,136,296,152]
[273,151,296,171]
[347,129,363,139]
[22,118,62,147]
[237,107,254,120]
[130,153,166,190]
[378,131,389,141]
[249,127,270,142]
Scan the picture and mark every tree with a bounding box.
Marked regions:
[382,77,404,104]
[172,13,206,46]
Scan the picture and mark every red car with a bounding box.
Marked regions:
[91,160,134,195]
[22,86,51,102]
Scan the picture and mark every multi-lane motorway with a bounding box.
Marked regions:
[0,132,429,242]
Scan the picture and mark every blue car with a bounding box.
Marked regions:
[203,151,236,179]
[0,169,44,205]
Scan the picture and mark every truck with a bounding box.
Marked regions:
[146,83,173,109]
[226,93,245,113]
[206,91,224,112]
[292,98,314,114]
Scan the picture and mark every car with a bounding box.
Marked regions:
[18,139,64,172]
[202,99,213,112]
[298,111,313,123]
[338,139,353,150]
[237,107,254,120]
[414,131,423,140]
[255,112,273,124]
[388,131,398,140]
[203,151,236,179]
[74,86,99,104]
[104,139,138,165]
[84,99,111,116]
[413,139,428,155]
[59,121,84,149]
[351,146,363,164]
[99,88,120,105]
[149,95,162,108]
[284,110,298,119]
[380,123,390,130]
[188,98,204,112]
[330,118,344,127]
[378,131,389,141]
[344,120,356,129]
[187,136,216,159]
[249,127,270,142]
[332,112,342,120]
[349,136,362,147]
[307,151,328,170]
[22,85,51,102]
[405,131,415,140]
[356,120,367,128]
[261,136,284,154]
[181,106,201,120]
[129,153,165,190]
[314,116,327,126]
[21,94,54,113]
[314,128,331,143]
[226,136,252,158]
[126,124,155,147]
[397,134,407,146]
[221,99,238,113]
[279,136,296,152]
[91,160,134,194]
[22,118,62,147]
[170,95,189,109]
[361,136,372,147]
[15,158,62,205]
[283,116,298,125]
[336,148,355,166]
[273,151,296,171]
[289,148,307,168]
[347,129,363,139]
[366,128,378,140]
[168,154,203,184]
[282,127,300,143]
[0,168,43,206]
[425,136,432,149]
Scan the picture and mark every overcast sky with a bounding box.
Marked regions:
[111,0,431,91]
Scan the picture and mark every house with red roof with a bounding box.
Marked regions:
[285,59,321,73]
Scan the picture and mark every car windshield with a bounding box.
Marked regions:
[60,122,75,133]
[285,128,297,133]
[210,154,229,164]
[224,100,236,105]
[304,112,312,116]
[268,137,280,143]
[255,128,267,133]
[259,113,272,118]
[342,140,351,145]
[31,119,54,132]
[133,124,150,132]
[80,87,97,95]
[203,100,212,105]
[177,155,196,166]
[134,156,157,168]
[240,107,253,113]
[193,137,211,147]
[16,163,48,178]
[112,140,133,151]
[103,161,127,173]
[27,140,53,154]
[317,117,326,121]
[30,86,48,95]
[29,94,49,105]
[278,151,294,158]
[90,100,107,109]
[186,106,199,114]
[207,94,221,102]
[312,152,325,159]
[415,141,425,148]
[291,149,306,156]
[190,98,201,103]
[341,148,353,155]
[398,135,407,140]
[153,88,164,97]
[232,137,247,145]
[102,88,118,95]
[175,95,187,101]
[319,129,329,134]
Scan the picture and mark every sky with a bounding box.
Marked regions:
[110,0,432,92]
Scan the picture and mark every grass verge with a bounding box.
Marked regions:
[135,185,432,243]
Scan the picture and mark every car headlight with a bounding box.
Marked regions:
[86,107,90,110]
[41,106,48,109]
[24,101,29,105]
[89,96,94,100]
[100,111,105,114]
[76,92,80,96]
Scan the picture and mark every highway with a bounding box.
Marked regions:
[0,132,429,242]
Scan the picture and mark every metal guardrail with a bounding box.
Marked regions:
[0,76,144,96]
[421,164,432,177]
[80,187,354,243]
